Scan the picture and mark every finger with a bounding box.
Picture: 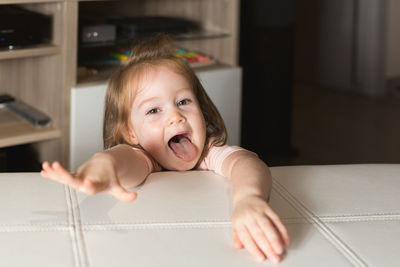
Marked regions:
[235,225,265,262]
[42,161,51,170]
[233,229,244,249]
[109,184,137,202]
[50,161,85,189]
[266,210,291,247]
[41,161,60,179]
[248,220,280,264]
[41,161,53,178]
[258,215,285,257]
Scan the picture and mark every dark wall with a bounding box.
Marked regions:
[239,0,297,164]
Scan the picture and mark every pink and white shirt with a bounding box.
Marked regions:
[138,145,250,176]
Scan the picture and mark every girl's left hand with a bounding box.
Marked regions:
[232,196,290,264]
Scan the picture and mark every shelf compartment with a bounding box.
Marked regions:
[78,30,229,49]
[0,108,60,148]
[0,0,63,4]
[76,62,232,86]
[0,44,61,60]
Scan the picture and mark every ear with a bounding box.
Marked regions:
[123,125,139,145]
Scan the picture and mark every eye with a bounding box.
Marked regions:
[146,108,161,115]
[177,98,192,106]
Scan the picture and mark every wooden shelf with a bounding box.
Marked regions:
[77,62,231,85]
[0,108,60,148]
[77,60,224,85]
[0,44,61,60]
[78,30,230,49]
[0,0,62,4]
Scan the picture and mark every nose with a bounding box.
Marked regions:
[167,108,186,126]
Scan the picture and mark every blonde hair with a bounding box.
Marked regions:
[103,34,227,164]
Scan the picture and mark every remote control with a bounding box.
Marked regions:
[0,94,15,104]
[6,100,51,127]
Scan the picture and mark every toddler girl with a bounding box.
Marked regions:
[41,34,290,263]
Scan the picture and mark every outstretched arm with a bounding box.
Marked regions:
[221,150,290,263]
[41,144,152,202]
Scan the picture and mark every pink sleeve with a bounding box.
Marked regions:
[197,145,247,176]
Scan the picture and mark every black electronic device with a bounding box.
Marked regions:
[78,12,117,44]
[0,94,15,104]
[81,24,116,43]
[0,5,52,49]
[110,16,200,39]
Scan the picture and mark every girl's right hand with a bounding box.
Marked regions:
[41,153,137,202]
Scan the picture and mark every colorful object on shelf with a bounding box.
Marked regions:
[110,50,130,61]
[107,47,214,67]
[79,47,215,69]
[175,48,213,64]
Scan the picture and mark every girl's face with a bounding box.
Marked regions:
[127,66,206,170]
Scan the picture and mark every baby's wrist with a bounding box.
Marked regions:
[233,193,265,207]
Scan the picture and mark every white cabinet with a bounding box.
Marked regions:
[70,83,108,172]
[197,67,242,146]
[70,67,242,171]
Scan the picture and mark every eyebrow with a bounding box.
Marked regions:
[137,96,160,110]
[136,88,193,109]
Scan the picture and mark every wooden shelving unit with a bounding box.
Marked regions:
[0,45,61,60]
[0,108,60,148]
[0,1,71,164]
[0,0,239,168]
[1,0,62,4]
[76,0,239,84]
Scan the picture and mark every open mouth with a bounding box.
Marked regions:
[168,133,197,162]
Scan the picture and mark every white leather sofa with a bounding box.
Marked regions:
[0,164,398,266]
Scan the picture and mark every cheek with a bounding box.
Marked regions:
[130,112,160,139]
[140,130,166,164]
[137,121,164,147]
[196,111,207,132]
[191,112,207,146]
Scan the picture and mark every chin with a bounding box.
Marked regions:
[163,159,197,171]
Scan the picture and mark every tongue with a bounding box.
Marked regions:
[169,136,197,162]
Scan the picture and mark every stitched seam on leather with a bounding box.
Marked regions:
[65,185,81,267]
[69,187,89,267]
[82,221,232,231]
[272,178,368,267]
[0,226,71,232]
[280,218,313,224]
[282,212,400,223]
[319,214,400,223]
[0,223,70,227]
[81,219,231,225]
[78,217,312,228]
[321,212,400,217]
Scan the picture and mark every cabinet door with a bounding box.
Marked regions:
[70,83,107,171]
[197,67,242,146]
[70,67,242,171]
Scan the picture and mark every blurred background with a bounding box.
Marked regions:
[240,0,400,166]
